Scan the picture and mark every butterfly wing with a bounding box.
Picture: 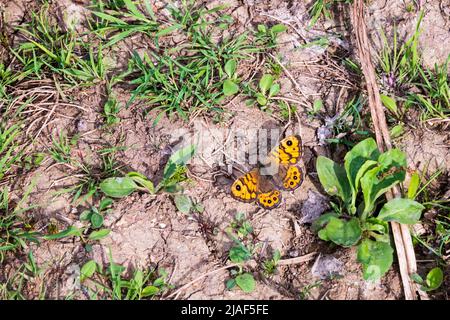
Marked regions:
[261,134,304,190]
[268,135,302,165]
[272,164,304,191]
[257,190,282,209]
[230,169,282,210]
[230,135,303,209]
[230,169,259,202]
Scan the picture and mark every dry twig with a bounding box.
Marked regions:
[352,0,426,300]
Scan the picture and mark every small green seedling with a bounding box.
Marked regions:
[229,212,253,239]
[0,123,21,179]
[225,216,258,293]
[412,267,444,292]
[299,280,322,300]
[315,138,425,280]
[80,198,113,229]
[255,24,287,48]
[307,1,353,28]
[223,59,240,97]
[80,250,172,300]
[380,94,400,118]
[174,194,203,214]
[23,152,45,171]
[0,185,40,259]
[103,95,121,125]
[226,271,256,293]
[49,131,78,164]
[226,241,256,293]
[390,124,404,139]
[262,249,281,276]
[309,99,324,117]
[246,74,280,111]
[99,144,196,198]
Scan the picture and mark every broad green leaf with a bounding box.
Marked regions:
[174,194,192,214]
[79,210,92,221]
[344,138,380,213]
[141,285,159,297]
[269,83,280,97]
[321,217,362,247]
[351,160,378,212]
[270,24,288,34]
[364,218,390,243]
[80,260,97,281]
[100,176,137,198]
[90,212,104,229]
[380,94,398,115]
[88,229,110,241]
[378,198,424,224]
[423,267,443,291]
[390,124,404,138]
[164,144,196,174]
[316,156,351,204]
[318,229,329,241]
[357,239,393,281]
[43,226,83,240]
[235,273,256,293]
[226,278,236,290]
[377,148,406,171]
[361,166,405,216]
[312,99,323,113]
[259,74,274,95]
[223,79,239,96]
[229,244,252,263]
[127,172,154,194]
[99,198,113,211]
[255,93,267,106]
[224,60,237,78]
[407,172,420,200]
[311,212,338,233]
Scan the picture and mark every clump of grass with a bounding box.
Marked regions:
[91,1,283,124]
[60,153,120,204]
[0,250,47,299]
[89,0,159,47]
[0,123,21,179]
[308,0,353,28]
[407,57,449,121]
[13,3,106,85]
[79,250,172,300]
[0,186,39,261]
[377,12,449,122]
[127,32,257,124]
[377,12,423,91]
[411,169,450,260]
[0,63,30,99]
[48,131,77,164]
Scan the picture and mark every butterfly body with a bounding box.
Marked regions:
[230,135,304,209]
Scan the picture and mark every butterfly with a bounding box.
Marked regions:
[230,135,304,209]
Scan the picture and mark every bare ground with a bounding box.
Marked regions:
[1,0,449,300]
